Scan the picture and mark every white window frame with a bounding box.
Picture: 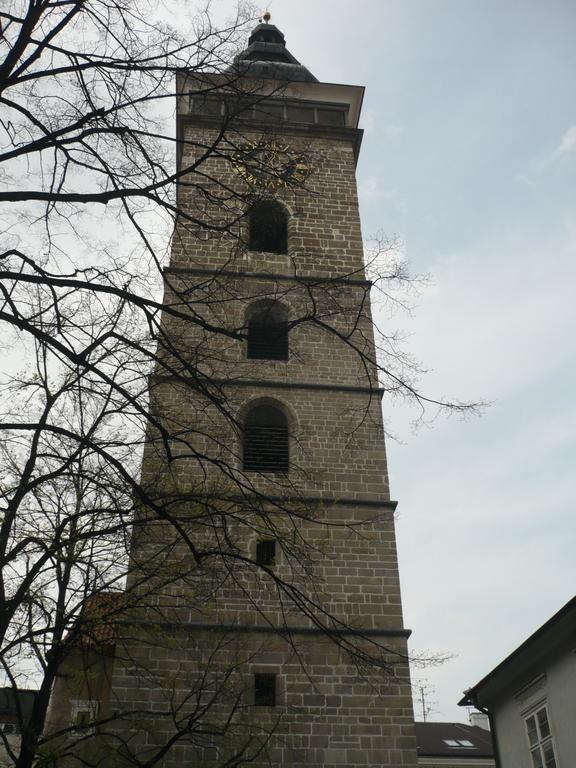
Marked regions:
[442,738,477,750]
[70,699,98,734]
[524,703,557,768]
[0,722,19,735]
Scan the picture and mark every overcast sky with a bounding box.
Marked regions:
[213,0,576,721]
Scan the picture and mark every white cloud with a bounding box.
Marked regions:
[360,108,377,133]
[358,176,384,199]
[514,171,537,187]
[382,124,404,139]
[387,233,576,403]
[358,179,409,223]
[359,109,403,140]
[515,124,576,185]
[564,211,576,247]
[556,125,576,155]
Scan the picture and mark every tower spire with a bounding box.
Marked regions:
[232,17,318,82]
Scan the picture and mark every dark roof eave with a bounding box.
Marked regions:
[418,750,495,758]
[459,594,576,708]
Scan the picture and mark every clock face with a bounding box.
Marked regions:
[233,140,310,190]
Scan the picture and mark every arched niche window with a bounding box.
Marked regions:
[247,301,288,361]
[249,200,287,254]
[243,403,289,473]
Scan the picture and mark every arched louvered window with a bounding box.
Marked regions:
[243,403,289,473]
[249,201,287,254]
[247,302,288,361]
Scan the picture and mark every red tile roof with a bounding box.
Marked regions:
[66,592,124,647]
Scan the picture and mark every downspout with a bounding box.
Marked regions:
[475,701,503,768]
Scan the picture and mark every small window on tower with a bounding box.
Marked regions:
[256,539,276,566]
[254,672,277,707]
[193,96,222,118]
[317,108,347,126]
[249,201,288,254]
[254,103,284,123]
[287,105,315,123]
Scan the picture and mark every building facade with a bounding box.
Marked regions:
[49,19,419,767]
[460,595,576,768]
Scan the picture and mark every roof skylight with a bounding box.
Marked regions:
[443,738,477,749]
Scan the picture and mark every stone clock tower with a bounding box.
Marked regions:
[108,17,419,768]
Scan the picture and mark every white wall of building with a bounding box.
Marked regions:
[493,649,576,767]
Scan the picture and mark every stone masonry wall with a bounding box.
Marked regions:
[110,630,416,768]
[107,108,419,767]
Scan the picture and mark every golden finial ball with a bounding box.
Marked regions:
[262,10,271,23]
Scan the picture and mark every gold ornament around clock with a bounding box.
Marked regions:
[233,140,310,190]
